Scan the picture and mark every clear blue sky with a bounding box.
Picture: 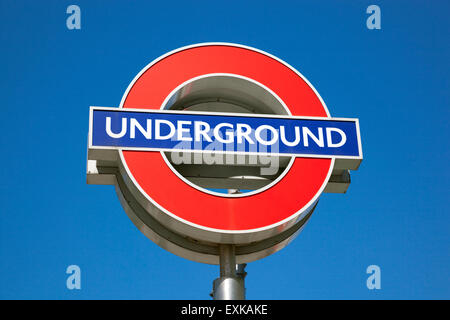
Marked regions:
[0,0,448,299]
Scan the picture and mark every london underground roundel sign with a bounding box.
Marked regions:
[87,43,362,264]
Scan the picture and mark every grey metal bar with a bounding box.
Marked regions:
[212,244,246,300]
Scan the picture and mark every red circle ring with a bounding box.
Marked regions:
[118,43,334,244]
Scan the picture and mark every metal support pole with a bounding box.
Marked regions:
[211,244,246,300]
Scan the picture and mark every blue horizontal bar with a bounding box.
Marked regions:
[90,108,361,158]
